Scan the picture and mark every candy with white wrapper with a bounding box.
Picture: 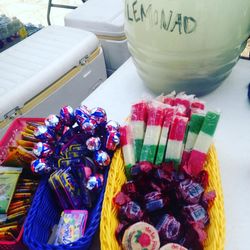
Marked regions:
[139,101,165,163]
[130,100,148,162]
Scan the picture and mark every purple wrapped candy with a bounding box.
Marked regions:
[31,158,51,174]
[33,142,53,158]
[178,179,204,204]
[106,131,120,151]
[119,201,143,222]
[144,191,164,212]
[86,137,101,151]
[45,114,64,134]
[34,125,54,142]
[156,214,181,242]
[90,107,107,125]
[182,204,209,225]
[86,173,104,191]
[105,120,120,132]
[94,150,110,168]
[75,107,90,126]
[81,119,97,135]
[60,105,75,127]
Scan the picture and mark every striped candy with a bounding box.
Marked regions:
[165,116,189,168]
[185,111,220,177]
[130,101,148,162]
[155,107,175,165]
[181,113,205,166]
[140,102,165,163]
[120,125,135,178]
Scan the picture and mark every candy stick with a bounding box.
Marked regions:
[162,91,176,106]
[184,111,220,177]
[120,125,136,178]
[181,113,205,165]
[130,100,148,162]
[155,107,175,165]
[140,102,165,163]
[165,116,189,168]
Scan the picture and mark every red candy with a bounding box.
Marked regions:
[119,201,144,222]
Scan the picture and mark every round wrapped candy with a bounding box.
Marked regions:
[34,125,54,142]
[90,107,107,125]
[86,137,101,151]
[31,158,51,174]
[156,214,181,242]
[45,114,64,134]
[106,131,120,151]
[106,120,120,132]
[160,243,187,250]
[86,174,104,191]
[60,105,75,127]
[81,119,97,135]
[94,150,110,167]
[74,107,90,126]
[33,142,53,158]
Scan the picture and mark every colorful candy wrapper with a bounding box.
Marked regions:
[161,91,176,106]
[33,142,53,158]
[106,120,120,132]
[86,174,104,191]
[31,158,51,174]
[165,116,189,168]
[45,114,64,135]
[60,105,75,127]
[106,131,120,151]
[90,107,107,125]
[181,113,205,166]
[140,101,165,163]
[34,125,54,142]
[86,137,101,151]
[120,125,136,178]
[54,210,88,245]
[94,150,110,168]
[74,107,90,126]
[174,92,194,116]
[155,107,175,165]
[184,111,220,177]
[130,100,148,162]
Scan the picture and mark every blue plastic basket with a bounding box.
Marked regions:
[23,170,108,250]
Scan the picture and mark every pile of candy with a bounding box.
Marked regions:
[30,104,120,244]
[0,170,39,242]
[115,92,220,250]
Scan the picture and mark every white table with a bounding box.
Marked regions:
[83,58,250,250]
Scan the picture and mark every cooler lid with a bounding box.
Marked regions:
[0,25,99,121]
[65,0,125,37]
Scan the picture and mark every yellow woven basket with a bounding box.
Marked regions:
[100,145,225,250]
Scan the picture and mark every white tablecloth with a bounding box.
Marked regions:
[83,58,250,250]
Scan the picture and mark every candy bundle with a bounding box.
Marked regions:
[116,92,220,249]
[30,104,120,244]
[0,168,38,242]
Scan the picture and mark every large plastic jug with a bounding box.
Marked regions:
[125,0,250,95]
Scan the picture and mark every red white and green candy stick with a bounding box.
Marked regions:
[155,107,175,165]
[120,125,136,178]
[184,111,220,177]
[140,102,165,163]
[130,100,148,162]
[165,115,189,168]
[181,113,205,165]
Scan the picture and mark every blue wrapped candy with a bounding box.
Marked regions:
[106,131,120,151]
[33,142,53,158]
[45,114,64,135]
[31,158,51,174]
[94,150,110,168]
[90,107,107,125]
[34,125,54,142]
[86,137,101,151]
[86,174,104,191]
[75,107,90,126]
[81,119,97,135]
[60,105,75,127]
[105,120,120,132]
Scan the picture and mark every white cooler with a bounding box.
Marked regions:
[64,0,131,76]
[0,25,106,137]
